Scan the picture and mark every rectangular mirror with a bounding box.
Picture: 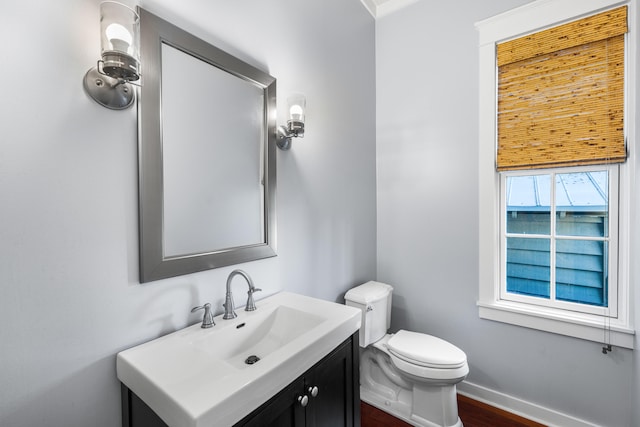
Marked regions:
[138,7,277,283]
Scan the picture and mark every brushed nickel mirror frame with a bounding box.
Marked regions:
[137,7,277,283]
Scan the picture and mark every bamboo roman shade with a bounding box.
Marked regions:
[496,6,627,171]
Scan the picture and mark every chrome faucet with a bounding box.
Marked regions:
[223,269,262,319]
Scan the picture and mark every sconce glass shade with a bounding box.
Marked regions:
[287,94,306,137]
[100,1,140,81]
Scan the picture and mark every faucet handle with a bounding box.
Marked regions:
[191,303,215,328]
[245,287,262,312]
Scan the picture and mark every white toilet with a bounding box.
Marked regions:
[345,281,468,427]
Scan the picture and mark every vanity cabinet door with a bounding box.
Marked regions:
[304,338,355,427]
[121,384,169,427]
[240,379,305,427]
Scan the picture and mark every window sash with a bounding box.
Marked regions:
[499,165,619,317]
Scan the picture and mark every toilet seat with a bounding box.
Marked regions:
[385,330,469,381]
[387,330,467,369]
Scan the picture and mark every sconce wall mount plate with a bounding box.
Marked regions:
[84,66,135,110]
[276,125,294,150]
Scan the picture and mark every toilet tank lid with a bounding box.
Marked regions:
[344,281,393,304]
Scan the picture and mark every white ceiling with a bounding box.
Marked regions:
[360,0,419,18]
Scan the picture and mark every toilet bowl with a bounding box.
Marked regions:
[345,281,468,427]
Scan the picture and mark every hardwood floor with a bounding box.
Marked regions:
[457,395,546,427]
[361,401,411,427]
[361,395,547,427]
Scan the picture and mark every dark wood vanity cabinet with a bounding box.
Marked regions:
[121,333,360,427]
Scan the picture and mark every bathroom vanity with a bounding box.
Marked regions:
[117,292,361,427]
[121,334,359,427]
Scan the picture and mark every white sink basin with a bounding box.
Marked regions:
[117,292,361,427]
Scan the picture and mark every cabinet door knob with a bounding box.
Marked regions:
[298,395,309,407]
[308,386,319,397]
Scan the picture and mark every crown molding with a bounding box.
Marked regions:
[359,0,420,19]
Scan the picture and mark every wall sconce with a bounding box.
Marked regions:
[276,94,306,150]
[83,2,141,110]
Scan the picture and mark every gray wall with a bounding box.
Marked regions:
[376,1,638,426]
[0,1,376,426]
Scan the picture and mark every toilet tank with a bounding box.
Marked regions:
[344,281,393,347]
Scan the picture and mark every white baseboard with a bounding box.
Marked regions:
[457,381,602,427]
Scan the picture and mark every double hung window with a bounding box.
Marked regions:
[476,0,635,348]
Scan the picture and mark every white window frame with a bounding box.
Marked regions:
[476,0,635,349]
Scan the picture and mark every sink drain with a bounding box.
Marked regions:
[245,355,260,365]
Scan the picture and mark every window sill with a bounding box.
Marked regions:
[478,300,635,349]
